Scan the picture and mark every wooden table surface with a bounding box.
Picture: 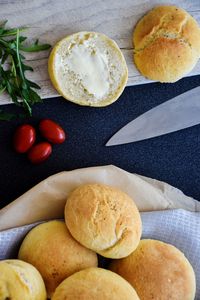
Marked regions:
[0,0,200,105]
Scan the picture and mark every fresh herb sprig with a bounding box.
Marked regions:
[0,21,51,120]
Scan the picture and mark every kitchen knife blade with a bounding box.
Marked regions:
[106,86,200,146]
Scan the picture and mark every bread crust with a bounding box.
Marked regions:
[52,268,140,300]
[0,259,47,300]
[110,239,196,300]
[65,183,142,259]
[133,6,200,82]
[18,220,97,297]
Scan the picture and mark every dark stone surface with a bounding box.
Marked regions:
[0,75,200,208]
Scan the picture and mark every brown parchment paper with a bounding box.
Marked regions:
[0,165,199,231]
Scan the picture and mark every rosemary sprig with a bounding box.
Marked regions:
[0,21,51,120]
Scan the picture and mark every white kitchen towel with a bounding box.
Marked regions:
[0,209,199,299]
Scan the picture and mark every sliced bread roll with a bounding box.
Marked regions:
[48,32,128,106]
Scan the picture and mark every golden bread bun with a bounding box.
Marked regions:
[0,259,46,300]
[65,183,142,258]
[18,220,97,297]
[110,239,196,300]
[48,31,128,107]
[52,267,140,300]
[133,6,200,82]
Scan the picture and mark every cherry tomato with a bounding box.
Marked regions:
[39,119,66,144]
[13,124,36,153]
[27,142,52,164]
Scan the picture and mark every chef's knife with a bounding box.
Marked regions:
[106,86,200,146]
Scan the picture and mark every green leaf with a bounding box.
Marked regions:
[9,42,16,49]
[6,82,18,103]
[0,26,27,37]
[0,28,5,35]
[27,79,40,89]
[19,36,27,43]
[20,42,51,52]
[22,63,33,72]
[29,88,42,103]
[22,95,32,116]
[19,53,26,59]
[0,86,6,94]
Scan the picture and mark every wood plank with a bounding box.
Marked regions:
[0,0,199,104]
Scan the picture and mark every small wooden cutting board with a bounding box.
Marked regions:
[0,0,199,105]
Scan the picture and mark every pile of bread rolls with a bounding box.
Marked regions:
[0,183,196,299]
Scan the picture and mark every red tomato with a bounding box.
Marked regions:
[13,124,36,153]
[39,119,66,144]
[27,142,52,164]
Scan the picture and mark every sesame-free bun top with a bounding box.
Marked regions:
[65,183,142,259]
[18,220,97,297]
[110,239,196,300]
[52,267,140,300]
[48,31,128,107]
[0,259,47,300]
[133,6,200,83]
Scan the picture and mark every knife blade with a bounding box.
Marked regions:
[106,86,200,146]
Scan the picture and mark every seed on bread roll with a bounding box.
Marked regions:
[52,267,140,300]
[48,31,128,107]
[65,183,142,259]
[110,239,196,300]
[133,6,200,83]
[0,259,46,300]
[18,220,97,297]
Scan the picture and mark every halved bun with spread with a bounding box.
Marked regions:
[48,31,128,106]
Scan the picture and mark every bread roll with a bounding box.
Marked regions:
[18,220,97,297]
[110,239,196,300]
[0,259,46,300]
[48,31,128,107]
[52,267,140,300]
[65,183,142,258]
[133,6,200,82]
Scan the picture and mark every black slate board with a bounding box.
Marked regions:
[0,75,200,209]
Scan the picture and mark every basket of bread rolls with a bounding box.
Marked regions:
[0,165,199,300]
